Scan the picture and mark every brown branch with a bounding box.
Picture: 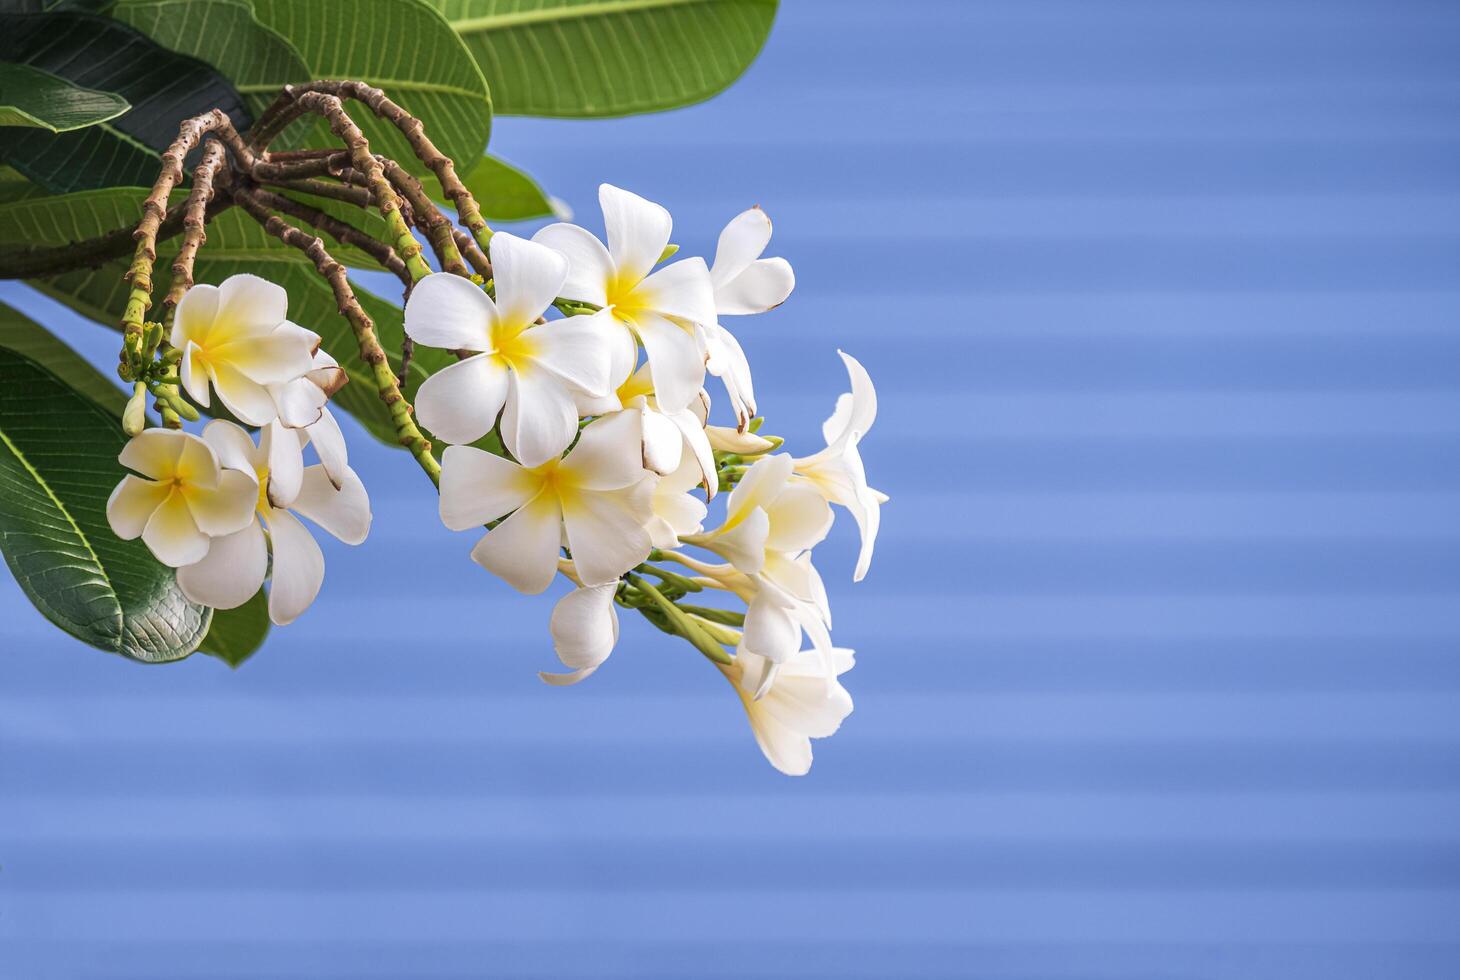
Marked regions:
[242,185,412,288]
[0,196,232,278]
[452,228,492,278]
[232,187,440,485]
[165,139,230,309]
[261,81,493,250]
[260,177,374,210]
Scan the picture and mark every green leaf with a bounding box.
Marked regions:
[0,11,250,192]
[246,0,492,177]
[0,344,212,661]
[457,153,557,221]
[198,587,269,667]
[0,165,47,204]
[432,0,777,117]
[0,298,127,414]
[0,62,130,132]
[0,186,451,447]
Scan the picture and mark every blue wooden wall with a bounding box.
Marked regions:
[3,1,1460,975]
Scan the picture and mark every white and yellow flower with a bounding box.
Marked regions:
[533,184,716,412]
[613,361,716,495]
[172,274,320,426]
[438,410,655,594]
[703,206,796,428]
[793,351,885,581]
[405,233,617,467]
[106,429,258,567]
[721,646,854,776]
[175,421,371,625]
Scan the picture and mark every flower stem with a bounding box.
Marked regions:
[233,187,441,486]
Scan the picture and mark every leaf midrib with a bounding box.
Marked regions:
[449,0,772,32]
[0,415,121,637]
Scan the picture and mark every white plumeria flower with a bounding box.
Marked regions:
[106,429,257,567]
[533,184,716,413]
[172,274,320,426]
[721,646,854,776]
[614,361,716,496]
[176,421,371,626]
[704,207,796,429]
[793,351,885,582]
[540,583,620,686]
[404,233,616,467]
[438,411,655,594]
[683,454,834,692]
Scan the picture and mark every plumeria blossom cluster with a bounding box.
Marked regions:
[107,274,371,626]
[412,185,885,775]
[102,162,880,773]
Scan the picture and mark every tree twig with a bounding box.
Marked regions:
[241,185,412,288]
[232,187,440,485]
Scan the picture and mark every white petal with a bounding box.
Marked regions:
[633,311,704,413]
[713,506,769,574]
[526,313,615,397]
[634,257,716,326]
[599,183,671,286]
[540,583,620,686]
[716,257,795,316]
[704,323,756,423]
[217,273,288,337]
[177,520,267,610]
[170,283,219,349]
[532,223,613,307]
[265,509,325,625]
[403,272,496,351]
[305,408,349,490]
[179,342,210,408]
[141,489,210,568]
[760,667,853,740]
[263,420,304,509]
[118,428,186,481]
[500,365,580,469]
[559,410,649,491]
[185,469,259,537]
[438,445,539,531]
[764,482,834,554]
[640,407,683,475]
[741,588,802,664]
[561,480,654,586]
[710,207,772,289]
[470,491,563,594]
[291,465,371,545]
[413,353,509,446]
[210,362,281,426]
[667,410,717,498]
[851,483,882,583]
[201,419,261,474]
[826,350,877,446]
[106,476,170,539]
[213,327,317,385]
[489,232,569,328]
[174,431,222,490]
[726,454,793,529]
[271,375,327,429]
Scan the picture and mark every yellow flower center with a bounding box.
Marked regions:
[490,322,538,370]
[255,465,272,515]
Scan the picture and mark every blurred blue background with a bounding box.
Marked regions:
[5,0,1460,976]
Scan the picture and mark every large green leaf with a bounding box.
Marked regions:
[0,165,46,204]
[457,153,556,221]
[0,62,130,132]
[0,11,250,192]
[198,587,269,667]
[0,298,127,414]
[0,187,451,446]
[432,0,776,117]
[0,344,212,660]
[250,0,492,176]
